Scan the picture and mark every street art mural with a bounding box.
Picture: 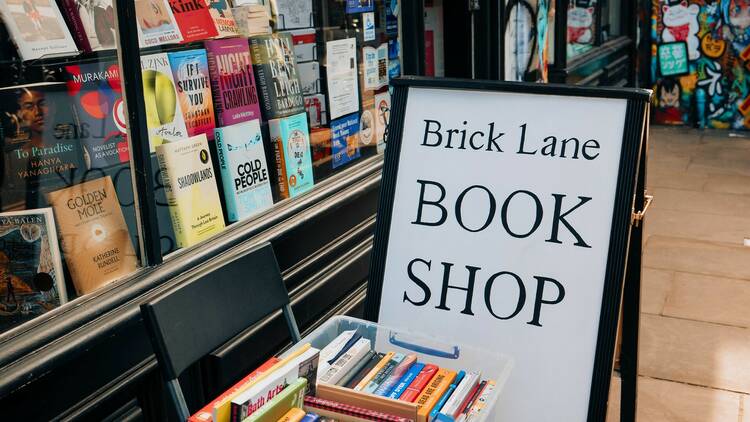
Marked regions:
[568,0,597,58]
[504,0,554,82]
[653,0,750,129]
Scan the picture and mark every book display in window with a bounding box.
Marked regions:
[141,52,189,152]
[268,112,313,199]
[0,0,78,60]
[156,133,225,248]
[214,119,273,223]
[0,208,66,332]
[168,49,217,140]
[205,38,262,127]
[134,0,183,47]
[65,60,129,168]
[46,176,137,295]
[60,0,116,52]
[0,82,86,210]
[249,32,305,120]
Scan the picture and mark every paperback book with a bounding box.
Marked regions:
[61,0,117,52]
[141,52,189,152]
[135,0,183,47]
[65,60,129,168]
[268,112,313,199]
[214,120,273,223]
[205,38,262,127]
[46,176,137,295]
[0,0,78,61]
[168,49,216,140]
[0,208,66,332]
[244,377,307,422]
[155,133,226,248]
[168,0,218,43]
[249,33,305,120]
[330,114,360,169]
[207,0,240,38]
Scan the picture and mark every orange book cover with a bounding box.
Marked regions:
[188,357,279,422]
[415,368,456,422]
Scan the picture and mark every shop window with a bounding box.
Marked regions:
[0,0,400,336]
[600,0,622,42]
[504,0,554,82]
[567,0,597,59]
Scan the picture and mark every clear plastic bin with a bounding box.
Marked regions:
[282,315,513,421]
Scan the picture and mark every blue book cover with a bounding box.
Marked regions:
[388,362,425,399]
[331,114,360,169]
[215,120,274,222]
[269,112,314,198]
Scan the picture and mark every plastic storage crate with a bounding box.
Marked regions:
[282,315,513,421]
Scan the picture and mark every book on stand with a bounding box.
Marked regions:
[134,0,183,47]
[267,112,314,199]
[168,49,217,140]
[249,32,305,120]
[0,0,78,60]
[168,0,218,43]
[207,0,240,38]
[60,0,117,52]
[205,38,262,127]
[141,52,189,152]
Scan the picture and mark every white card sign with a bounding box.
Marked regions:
[365,77,650,422]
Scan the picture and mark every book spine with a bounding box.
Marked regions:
[318,338,370,385]
[362,353,404,394]
[155,149,188,248]
[464,380,495,421]
[456,380,485,421]
[60,0,92,52]
[399,364,439,402]
[415,369,457,422]
[353,352,394,391]
[439,372,479,417]
[345,352,384,389]
[388,362,425,399]
[374,354,417,396]
[269,120,290,199]
[336,350,375,387]
[230,401,240,422]
[206,45,226,126]
[249,38,274,119]
[429,370,465,421]
[214,129,238,221]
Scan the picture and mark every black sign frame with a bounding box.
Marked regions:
[364,76,651,422]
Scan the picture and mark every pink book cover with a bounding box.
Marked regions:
[205,38,262,127]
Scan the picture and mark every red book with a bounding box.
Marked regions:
[398,364,439,402]
[60,0,92,52]
[188,357,279,422]
[303,396,412,422]
[169,0,219,43]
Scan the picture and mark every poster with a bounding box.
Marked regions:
[363,12,375,41]
[346,0,373,13]
[326,38,359,120]
[331,114,360,168]
[364,44,389,90]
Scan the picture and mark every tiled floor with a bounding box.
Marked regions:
[606,126,750,422]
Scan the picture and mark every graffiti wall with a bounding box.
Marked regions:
[653,0,750,129]
[504,0,554,82]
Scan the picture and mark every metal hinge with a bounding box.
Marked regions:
[632,194,654,227]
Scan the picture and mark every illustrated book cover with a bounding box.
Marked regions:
[60,0,116,52]
[205,38,262,127]
[46,176,137,295]
[0,207,66,332]
[268,112,313,199]
[214,119,273,223]
[141,52,189,152]
[207,0,240,38]
[134,0,183,47]
[249,32,305,120]
[330,113,360,169]
[168,49,217,140]
[155,133,225,248]
[0,0,78,61]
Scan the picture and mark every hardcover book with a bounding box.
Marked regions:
[135,0,183,47]
[61,0,117,52]
[168,49,217,140]
[0,208,66,333]
[0,0,78,61]
[207,0,240,38]
[65,60,129,168]
[273,0,312,30]
[205,38,262,127]
[330,114,360,169]
[141,52,189,152]
[214,120,273,223]
[46,176,137,295]
[249,33,305,120]
[244,377,307,422]
[268,112,313,199]
[155,133,225,248]
[0,82,86,210]
[168,0,218,43]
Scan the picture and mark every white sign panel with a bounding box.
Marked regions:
[373,83,641,422]
[326,38,359,120]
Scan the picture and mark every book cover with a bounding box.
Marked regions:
[277,408,306,422]
[168,49,217,140]
[65,60,129,169]
[168,0,217,43]
[135,0,183,47]
[189,357,279,422]
[353,351,394,391]
[304,93,326,129]
[141,52,189,152]
[207,0,240,38]
[268,112,313,199]
[0,82,86,210]
[214,120,273,223]
[0,0,78,61]
[415,369,456,422]
[318,338,371,386]
[330,114,360,169]
[233,4,271,37]
[387,362,424,400]
[249,33,305,120]
[317,330,357,379]
[274,0,311,30]
[46,176,137,295]
[286,28,315,63]
[299,414,319,422]
[297,61,319,95]
[0,208,66,332]
[205,38,262,127]
[244,377,307,422]
[155,133,225,248]
[363,353,404,394]
[61,0,116,52]
[398,364,438,402]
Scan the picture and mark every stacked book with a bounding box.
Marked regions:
[234,4,273,37]
[189,331,497,422]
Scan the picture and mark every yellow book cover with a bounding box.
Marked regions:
[156,134,225,248]
[353,351,395,391]
[46,176,137,295]
[276,408,305,422]
[213,343,312,422]
[415,369,457,422]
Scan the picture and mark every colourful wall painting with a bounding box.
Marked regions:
[652,0,750,129]
[568,0,597,59]
[504,0,554,82]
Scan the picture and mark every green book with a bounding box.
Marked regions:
[242,377,307,422]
